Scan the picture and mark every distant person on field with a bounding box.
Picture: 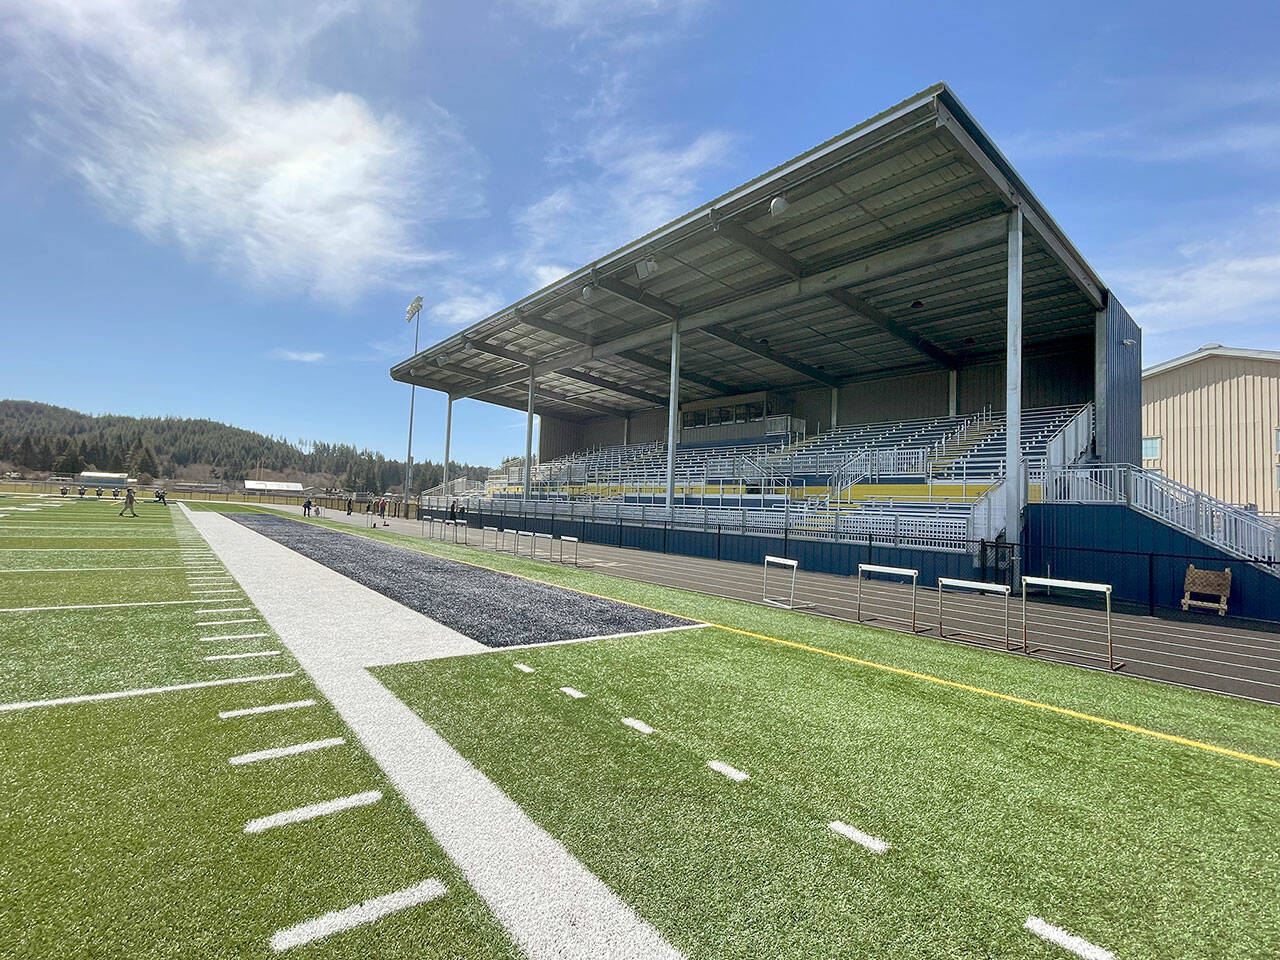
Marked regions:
[346,497,353,516]
[60,485,68,496]
[118,487,137,518]
[449,499,457,522]
[112,488,119,499]
[459,503,467,522]
[96,487,103,498]
[303,497,312,517]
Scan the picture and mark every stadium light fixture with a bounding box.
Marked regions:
[1123,338,1137,346]
[581,283,597,301]
[769,196,789,217]
[635,255,659,280]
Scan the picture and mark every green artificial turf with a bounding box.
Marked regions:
[0,501,519,959]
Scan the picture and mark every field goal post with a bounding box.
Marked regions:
[1021,575,1122,670]
[762,555,814,609]
[855,564,919,633]
[937,577,1011,649]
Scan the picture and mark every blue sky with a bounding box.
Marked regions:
[2,0,1278,468]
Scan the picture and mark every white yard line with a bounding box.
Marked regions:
[0,565,188,573]
[230,737,345,766]
[185,505,684,960]
[204,650,281,662]
[828,820,889,854]
[196,606,251,614]
[0,598,239,613]
[219,699,316,720]
[197,618,260,626]
[559,686,588,699]
[269,877,446,952]
[0,672,298,712]
[1023,917,1115,960]
[200,632,270,642]
[0,547,187,552]
[707,760,750,782]
[245,789,382,834]
[513,663,535,673]
[191,588,241,594]
[621,717,654,734]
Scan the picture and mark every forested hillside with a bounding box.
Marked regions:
[0,400,490,494]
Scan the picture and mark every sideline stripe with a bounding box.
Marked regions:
[205,650,280,662]
[0,598,238,613]
[220,699,316,720]
[1024,917,1115,960]
[0,565,188,573]
[230,737,346,766]
[621,717,654,735]
[245,789,382,835]
[707,760,749,782]
[559,686,587,699]
[268,877,446,952]
[0,672,297,712]
[828,820,889,854]
[383,537,1280,770]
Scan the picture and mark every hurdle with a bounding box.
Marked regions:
[557,535,580,566]
[856,563,919,633]
[516,530,535,556]
[534,531,554,560]
[483,526,499,550]
[762,555,814,609]
[937,577,1011,649]
[1021,575,1122,670]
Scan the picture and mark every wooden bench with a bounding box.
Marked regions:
[1181,565,1231,616]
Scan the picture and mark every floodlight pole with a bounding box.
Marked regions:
[404,297,423,514]
[1005,206,1023,578]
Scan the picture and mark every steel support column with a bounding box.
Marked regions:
[830,386,839,430]
[442,397,453,494]
[1005,206,1024,550]
[665,323,680,509]
[947,370,958,417]
[524,366,535,500]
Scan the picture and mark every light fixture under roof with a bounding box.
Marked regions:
[911,300,924,309]
[581,283,596,301]
[635,255,659,280]
[769,196,789,218]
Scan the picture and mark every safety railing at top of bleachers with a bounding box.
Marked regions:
[1044,402,1094,468]
[1042,463,1280,566]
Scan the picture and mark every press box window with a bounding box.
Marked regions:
[1141,437,1161,460]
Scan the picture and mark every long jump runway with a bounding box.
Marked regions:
[182,506,685,960]
[229,512,690,645]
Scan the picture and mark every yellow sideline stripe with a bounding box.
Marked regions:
[298,510,1280,771]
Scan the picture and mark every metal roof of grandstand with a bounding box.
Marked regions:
[391,83,1108,422]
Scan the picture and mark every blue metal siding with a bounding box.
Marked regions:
[1102,295,1142,464]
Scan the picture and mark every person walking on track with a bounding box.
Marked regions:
[118,487,137,518]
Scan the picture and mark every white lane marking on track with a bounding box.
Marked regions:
[1023,918,1115,960]
[828,820,889,854]
[245,789,382,835]
[268,877,445,952]
[559,686,587,699]
[707,760,749,782]
[0,673,297,712]
[205,650,280,662]
[621,717,654,734]
[219,699,316,720]
[513,663,534,673]
[0,598,238,612]
[200,632,270,642]
[197,618,260,626]
[230,737,346,766]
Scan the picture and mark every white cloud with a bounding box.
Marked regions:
[514,125,733,287]
[507,0,707,28]
[3,0,484,301]
[271,349,327,363]
[428,290,506,327]
[1116,206,1280,338]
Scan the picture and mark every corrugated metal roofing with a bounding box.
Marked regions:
[391,84,1109,423]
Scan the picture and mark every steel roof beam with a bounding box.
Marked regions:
[462,339,666,406]
[698,323,841,387]
[714,216,960,370]
[459,214,1004,396]
[593,276,682,321]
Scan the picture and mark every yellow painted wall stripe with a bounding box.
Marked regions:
[317,513,1280,771]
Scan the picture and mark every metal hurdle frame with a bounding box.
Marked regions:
[482,525,499,550]
[556,535,580,566]
[1021,575,1122,670]
[937,577,1011,649]
[516,530,535,556]
[533,531,554,560]
[856,563,919,633]
[762,555,815,609]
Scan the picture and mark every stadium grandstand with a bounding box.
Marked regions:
[393,84,1279,621]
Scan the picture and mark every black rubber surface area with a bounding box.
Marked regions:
[229,513,692,647]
